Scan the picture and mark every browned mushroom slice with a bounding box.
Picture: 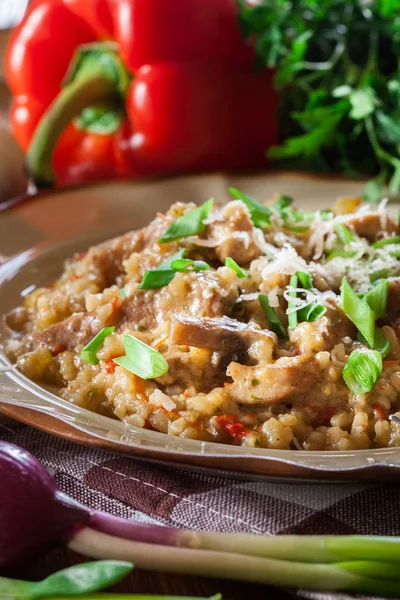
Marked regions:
[227,354,322,405]
[170,314,276,363]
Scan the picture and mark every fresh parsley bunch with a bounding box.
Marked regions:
[238,0,400,200]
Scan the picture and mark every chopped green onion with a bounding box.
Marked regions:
[139,250,185,290]
[158,199,214,243]
[390,250,400,258]
[119,287,126,299]
[228,187,272,229]
[334,222,355,244]
[364,280,389,319]
[281,208,315,232]
[271,195,293,211]
[343,348,382,395]
[325,249,357,262]
[113,334,169,379]
[320,209,334,220]
[171,258,210,272]
[287,274,298,329]
[225,257,247,278]
[259,294,288,338]
[372,235,400,248]
[359,328,391,358]
[299,303,327,323]
[81,327,115,365]
[340,278,375,348]
[296,271,312,290]
[369,268,389,283]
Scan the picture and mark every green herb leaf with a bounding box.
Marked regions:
[171,259,210,272]
[325,249,357,262]
[29,561,133,598]
[372,235,400,248]
[225,257,247,278]
[119,287,126,299]
[349,88,378,120]
[81,327,115,365]
[340,278,375,348]
[364,280,389,319]
[343,349,382,395]
[228,187,272,228]
[113,334,169,379]
[259,294,288,338]
[159,199,214,243]
[334,222,355,245]
[298,303,327,323]
[139,250,185,290]
[287,274,298,329]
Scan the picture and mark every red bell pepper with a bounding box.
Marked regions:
[6,0,278,187]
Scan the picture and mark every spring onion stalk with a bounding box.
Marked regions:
[171,259,209,272]
[334,222,355,244]
[372,235,400,248]
[271,195,293,211]
[139,250,185,290]
[343,349,382,394]
[364,279,389,319]
[6,441,400,597]
[70,529,400,597]
[113,334,168,379]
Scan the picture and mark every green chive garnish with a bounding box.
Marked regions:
[158,199,214,243]
[139,250,185,290]
[372,235,400,248]
[334,222,355,244]
[340,278,375,348]
[81,327,115,365]
[325,249,357,262]
[296,271,313,290]
[171,258,210,272]
[259,294,288,338]
[119,287,126,299]
[113,334,169,379]
[343,348,382,395]
[228,187,272,229]
[364,280,389,319]
[293,271,327,322]
[287,274,299,329]
[359,328,391,358]
[225,257,247,278]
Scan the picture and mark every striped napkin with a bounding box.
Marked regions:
[0,414,394,600]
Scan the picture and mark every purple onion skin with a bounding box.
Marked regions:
[0,442,90,571]
[88,512,180,546]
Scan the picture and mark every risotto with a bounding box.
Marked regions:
[5,189,400,451]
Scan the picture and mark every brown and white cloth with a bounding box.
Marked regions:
[0,415,396,600]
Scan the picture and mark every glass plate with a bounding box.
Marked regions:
[2,172,400,481]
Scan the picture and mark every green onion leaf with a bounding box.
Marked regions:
[259,294,288,338]
[296,271,313,290]
[320,209,334,220]
[369,268,389,283]
[343,348,382,394]
[372,235,400,248]
[325,249,357,262]
[228,187,272,228]
[271,195,293,211]
[139,250,185,290]
[299,303,327,323]
[287,274,299,329]
[81,327,115,365]
[281,208,315,232]
[171,258,210,272]
[158,199,214,243]
[364,280,389,319]
[225,257,247,278]
[334,222,355,244]
[113,334,169,379]
[390,250,400,258]
[340,278,375,348]
[119,287,126,299]
[359,328,391,358]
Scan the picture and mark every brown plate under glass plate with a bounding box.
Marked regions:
[2,171,400,482]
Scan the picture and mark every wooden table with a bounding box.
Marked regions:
[9,547,294,598]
